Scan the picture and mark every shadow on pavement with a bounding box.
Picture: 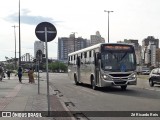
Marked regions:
[76,83,160,100]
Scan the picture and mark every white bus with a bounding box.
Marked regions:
[68,43,137,90]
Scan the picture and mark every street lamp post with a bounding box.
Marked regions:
[104,10,113,43]
[12,25,18,69]
[19,0,21,67]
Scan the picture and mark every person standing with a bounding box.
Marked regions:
[6,70,11,80]
[28,68,35,83]
[0,65,4,81]
[18,67,22,83]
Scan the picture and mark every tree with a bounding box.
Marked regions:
[48,61,67,72]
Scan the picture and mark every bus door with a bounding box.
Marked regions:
[94,52,100,85]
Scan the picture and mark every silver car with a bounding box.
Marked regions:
[149,68,160,87]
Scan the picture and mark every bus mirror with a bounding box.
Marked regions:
[97,53,101,59]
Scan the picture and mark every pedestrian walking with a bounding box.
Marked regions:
[6,70,11,80]
[18,67,23,83]
[0,65,4,81]
[28,68,35,83]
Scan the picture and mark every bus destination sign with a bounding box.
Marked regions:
[103,45,131,50]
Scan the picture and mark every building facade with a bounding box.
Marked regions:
[58,37,68,61]
[90,31,105,46]
[144,42,156,67]
[58,34,88,62]
[142,36,159,49]
[142,36,159,67]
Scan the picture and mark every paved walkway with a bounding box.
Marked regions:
[0,74,73,120]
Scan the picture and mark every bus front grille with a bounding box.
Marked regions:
[109,73,130,77]
[114,81,127,84]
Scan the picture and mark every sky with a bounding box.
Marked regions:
[0,0,160,61]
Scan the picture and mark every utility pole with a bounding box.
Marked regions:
[12,25,18,69]
[19,0,21,66]
[104,10,113,43]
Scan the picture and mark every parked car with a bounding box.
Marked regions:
[136,66,150,75]
[149,68,160,87]
[141,69,150,75]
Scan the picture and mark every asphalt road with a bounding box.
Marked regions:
[40,73,160,120]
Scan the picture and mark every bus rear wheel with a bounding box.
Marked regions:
[121,85,127,90]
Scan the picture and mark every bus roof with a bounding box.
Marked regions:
[68,43,134,56]
[68,43,101,56]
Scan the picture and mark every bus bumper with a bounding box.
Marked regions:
[101,78,137,87]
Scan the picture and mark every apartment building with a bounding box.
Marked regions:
[90,31,105,45]
[58,34,88,62]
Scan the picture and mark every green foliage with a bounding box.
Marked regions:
[5,64,14,70]
[48,61,67,72]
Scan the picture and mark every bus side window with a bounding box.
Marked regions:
[89,51,91,57]
[74,55,76,65]
[76,56,80,67]
[86,51,89,64]
[81,52,84,64]
[84,52,87,64]
[71,56,73,65]
[91,50,94,64]
[88,51,91,64]
[81,53,83,59]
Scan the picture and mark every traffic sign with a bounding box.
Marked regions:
[35,22,57,42]
[36,50,43,62]
[35,22,57,116]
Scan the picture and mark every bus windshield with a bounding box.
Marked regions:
[101,51,136,72]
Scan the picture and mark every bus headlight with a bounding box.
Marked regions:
[132,74,136,78]
[103,75,107,79]
[102,75,109,80]
[128,74,136,80]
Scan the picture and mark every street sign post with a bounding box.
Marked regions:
[36,50,43,95]
[35,22,57,116]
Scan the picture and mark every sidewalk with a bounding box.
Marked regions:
[0,75,73,120]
